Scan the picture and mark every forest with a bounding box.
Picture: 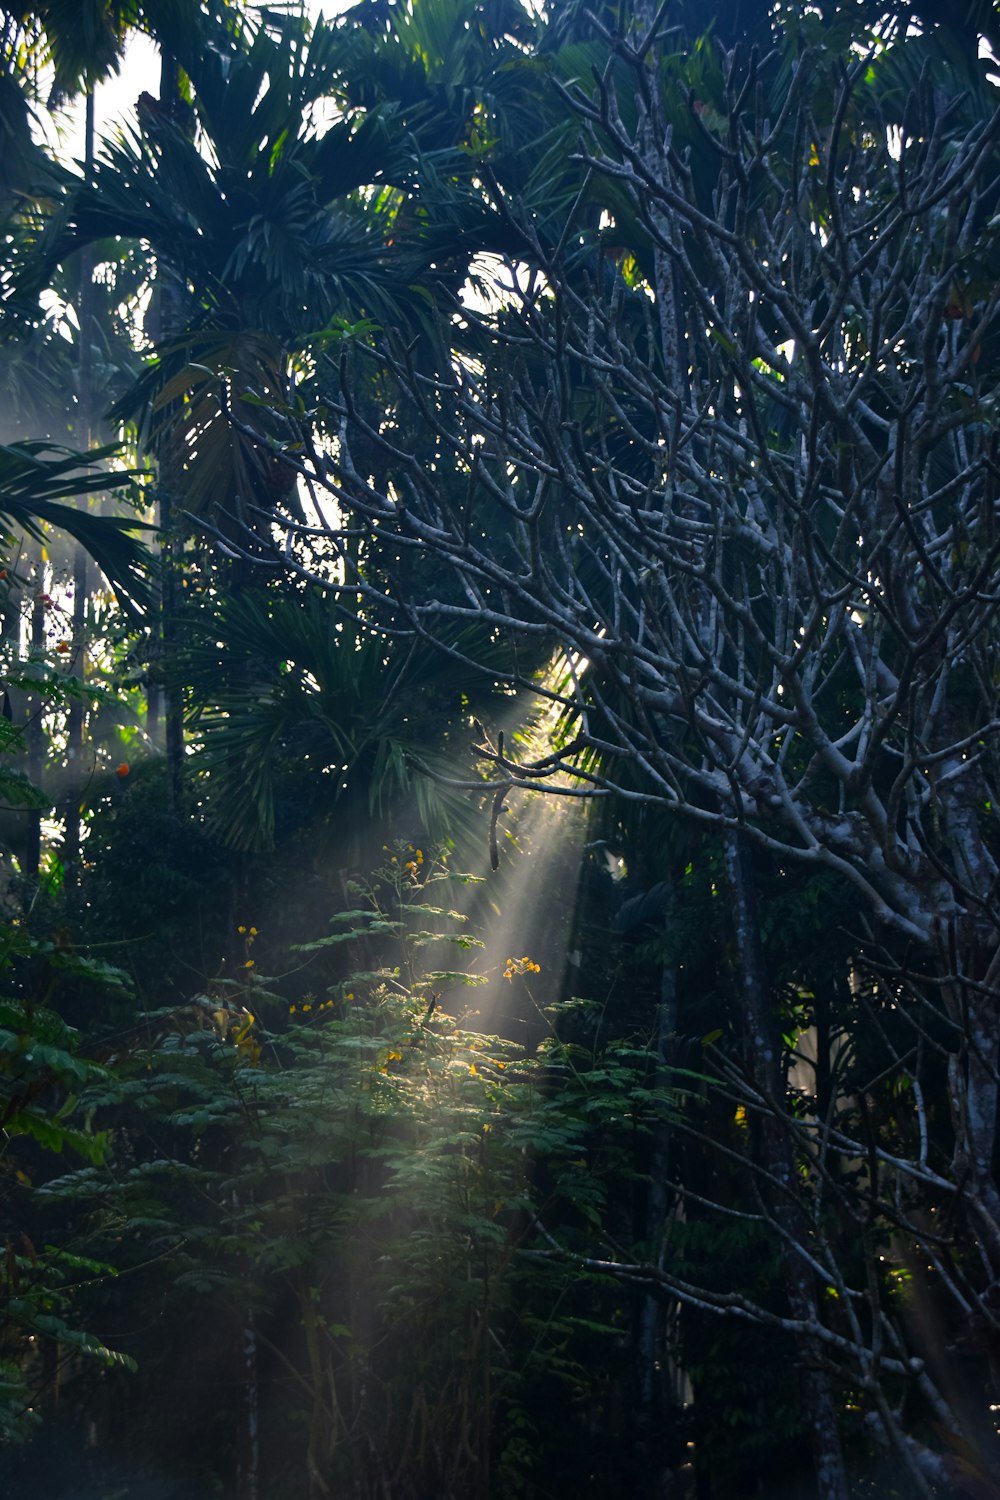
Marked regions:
[1,0,1000,1496]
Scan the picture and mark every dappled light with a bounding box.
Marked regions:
[466,783,588,1044]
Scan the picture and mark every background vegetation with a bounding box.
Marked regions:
[0,1,999,1496]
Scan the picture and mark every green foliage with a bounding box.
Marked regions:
[0,716,46,812]
[5,1,998,1492]
[75,760,233,999]
[179,586,515,852]
[0,924,135,1445]
[0,441,149,615]
[42,844,677,1494]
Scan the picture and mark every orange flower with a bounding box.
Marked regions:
[115,763,130,778]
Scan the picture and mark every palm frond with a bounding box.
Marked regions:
[180,589,514,851]
[0,441,150,614]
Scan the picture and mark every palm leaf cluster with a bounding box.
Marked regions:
[181,586,514,851]
[0,440,148,610]
[16,2,555,538]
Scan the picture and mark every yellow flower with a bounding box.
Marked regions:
[249,926,258,937]
[244,959,255,969]
[502,955,539,979]
[302,1003,312,1013]
[237,925,246,935]
[289,1005,297,1014]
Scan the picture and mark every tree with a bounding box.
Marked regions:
[16,0,532,807]
[0,0,219,877]
[27,2,517,534]
[10,0,1000,1488]
[256,2,1000,1488]
[179,584,524,854]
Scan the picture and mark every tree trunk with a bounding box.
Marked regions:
[62,91,95,896]
[23,545,47,884]
[235,1306,260,1500]
[146,48,185,808]
[722,829,850,1500]
[635,950,677,1494]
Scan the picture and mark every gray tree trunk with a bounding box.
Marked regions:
[723,829,850,1500]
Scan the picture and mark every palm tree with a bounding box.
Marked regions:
[1,1,221,870]
[11,1,555,842]
[180,583,514,855]
[22,1,562,533]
